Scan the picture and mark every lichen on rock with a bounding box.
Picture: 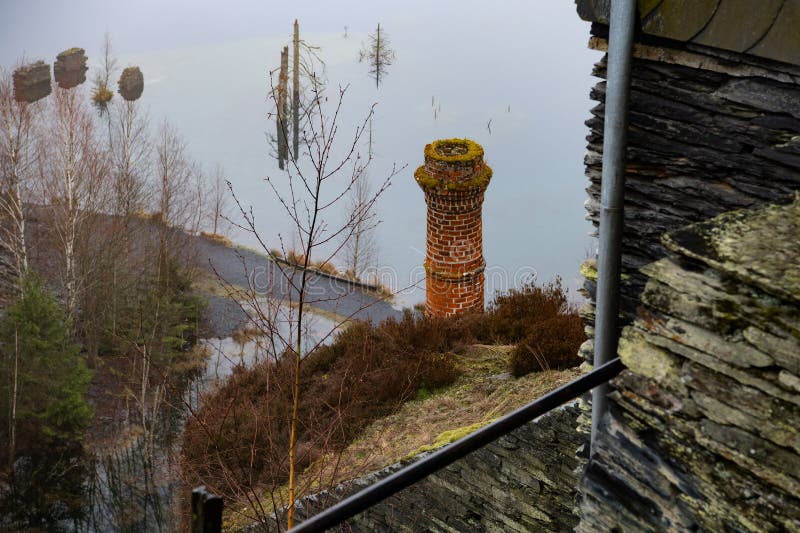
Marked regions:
[579,196,800,531]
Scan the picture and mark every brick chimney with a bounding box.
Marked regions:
[415,138,492,317]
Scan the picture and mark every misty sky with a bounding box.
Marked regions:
[1,1,601,306]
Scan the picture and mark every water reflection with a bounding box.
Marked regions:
[82,423,180,532]
[77,307,337,531]
[0,444,89,530]
[359,23,396,88]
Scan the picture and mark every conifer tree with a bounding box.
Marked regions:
[1,272,92,465]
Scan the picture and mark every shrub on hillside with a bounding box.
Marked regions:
[509,313,584,376]
[182,277,584,498]
[464,277,584,376]
[182,311,460,493]
[476,278,571,344]
[200,231,233,247]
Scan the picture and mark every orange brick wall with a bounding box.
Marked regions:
[415,139,491,317]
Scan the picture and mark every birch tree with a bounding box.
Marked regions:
[0,67,36,464]
[110,97,150,219]
[343,168,379,281]
[43,82,107,317]
[0,67,38,297]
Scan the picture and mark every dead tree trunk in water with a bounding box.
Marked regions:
[292,20,300,159]
[277,46,289,170]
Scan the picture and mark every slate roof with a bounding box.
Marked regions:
[576,0,800,67]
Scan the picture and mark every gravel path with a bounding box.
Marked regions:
[195,237,404,337]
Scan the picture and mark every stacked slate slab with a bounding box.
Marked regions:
[577,196,800,531]
[12,61,51,103]
[577,29,800,365]
[53,48,88,89]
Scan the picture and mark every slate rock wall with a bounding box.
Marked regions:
[578,33,800,365]
[290,404,585,532]
[577,197,800,531]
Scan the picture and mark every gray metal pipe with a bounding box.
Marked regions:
[590,0,637,456]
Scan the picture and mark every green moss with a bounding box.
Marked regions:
[424,138,484,163]
[580,259,598,281]
[58,47,84,57]
[414,164,493,191]
[403,421,488,459]
[414,166,439,188]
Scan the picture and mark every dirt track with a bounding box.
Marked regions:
[195,237,404,337]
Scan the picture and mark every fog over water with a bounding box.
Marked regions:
[2,0,600,306]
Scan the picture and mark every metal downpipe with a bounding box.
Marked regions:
[590,0,637,456]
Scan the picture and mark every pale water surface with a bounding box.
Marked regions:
[2,0,600,305]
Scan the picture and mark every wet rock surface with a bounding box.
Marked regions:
[578,34,800,366]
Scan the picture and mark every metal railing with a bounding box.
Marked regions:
[191,357,624,532]
[290,357,624,532]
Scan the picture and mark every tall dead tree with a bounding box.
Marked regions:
[269,22,326,168]
[292,20,300,159]
[276,46,289,170]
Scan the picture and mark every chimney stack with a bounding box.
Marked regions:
[415,138,492,317]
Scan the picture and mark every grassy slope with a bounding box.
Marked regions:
[227,345,582,526]
[311,344,582,484]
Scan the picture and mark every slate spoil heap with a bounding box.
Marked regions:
[578,195,800,531]
[12,61,52,103]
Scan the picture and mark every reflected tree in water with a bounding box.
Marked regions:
[359,23,396,89]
